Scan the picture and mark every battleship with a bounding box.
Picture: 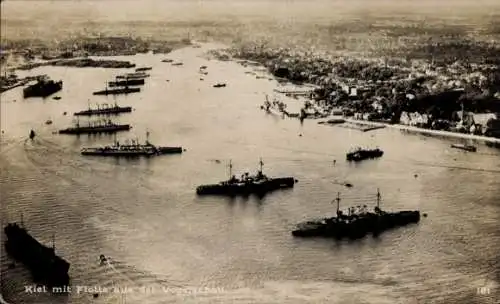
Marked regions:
[346,147,384,162]
[74,102,132,116]
[291,190,420,239]
[108,79,145,87]
[196,159,297,196]
[23,78,62,98]
[4,220,70,288]
[93,86,141,95]
[59,119,131,135]
[450,143,477,152]
[81,132,183,156]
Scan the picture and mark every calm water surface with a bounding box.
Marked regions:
[1,44,499,304]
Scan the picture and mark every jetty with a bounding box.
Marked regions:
[292,190,421,239]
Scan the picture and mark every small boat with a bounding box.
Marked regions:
[213,83,226,88]
[162,59,174,63]
[29,129,36,140]
[45,120,53,125]
[52,96,61,100]
[450,143,477,152]
[171,62,183,66]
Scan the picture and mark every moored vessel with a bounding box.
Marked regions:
[116,72,150,79]
[108,78,145,87]
[196,159,297,196]
[135,67,152,72]
[292,190,420,239]
[23,78,62,98]
[4,219,70,289]
[450,143,477,152]
[346,147,384,162]
[93,86,140,95]
[81,132,183,156]
[59,119,131,135]
[74,102,132,116]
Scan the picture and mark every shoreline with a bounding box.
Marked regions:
[342,118,500,146]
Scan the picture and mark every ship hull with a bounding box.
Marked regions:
[346,151,384,162]
[196,177,296,196]
[74,107,132,116]
[59,125,131,135]
[450,144,477,152]
[108,79,145,87]
[292,211,420,239]
[81,146,182,157]
[92,88,140,95]
[4,223,70,289]
[23,81,63,98]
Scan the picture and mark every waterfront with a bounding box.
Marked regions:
[1,43,499,303]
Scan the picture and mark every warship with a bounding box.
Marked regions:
[135,67,152,72]
[108,79,145,87]
[292,190,420,239]
[74,102,132,116]
[116,72,150,79]
[4,219,70,288]
[196,159,297,196]
[81,132,183,156]
[346,147,384,162]
[450,143,477,152]
[23,78,62,98]
[59,119,131,135]
[93,86,140,95]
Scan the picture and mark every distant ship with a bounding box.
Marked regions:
[292,190,421,239]
[162,59,174,63]
[346,147,384,162]
[196,159,297,196]
[108,79,145,87]
[116,72,150,79]
[135,67,152,72]
[74,102,132,116]
[213,83,226,88]
[171,62,183,66]
[81,132,183,156]
[450,143,477,152]
[29,129,36,140]
[93,86,140,95]
[4,220,70,288]
[23,78,62,98]
[59,119,131,135]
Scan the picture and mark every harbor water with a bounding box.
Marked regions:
[1,44,499,304]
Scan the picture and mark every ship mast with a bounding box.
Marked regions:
[258,158,264,174]
[146,130,150,145]
[52,233,55,251]
[335,192,341,215]
[228,160,233,179]
[376,188,381,209]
